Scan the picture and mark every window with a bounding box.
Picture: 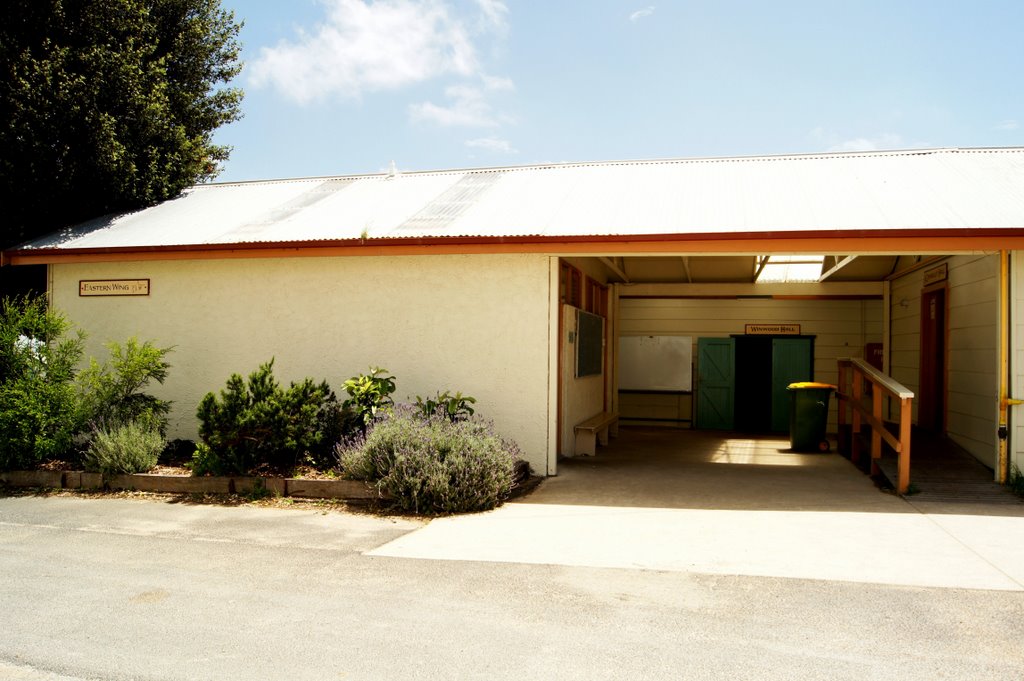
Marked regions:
[755,255,825,283]
[585,277,608,317]
[561,263,583,307]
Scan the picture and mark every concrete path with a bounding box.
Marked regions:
[372,428,1024,590]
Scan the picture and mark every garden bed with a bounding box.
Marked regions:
[1,468,543,505]
[0,469,382,501]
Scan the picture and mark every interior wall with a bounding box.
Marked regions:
[560,305,606,455]
[889,254,999,469]
[558,257,612,456]
[51,254,555,474]
[618,297,883,432]
[1013,252,1024,475]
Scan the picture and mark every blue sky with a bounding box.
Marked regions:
[213,0,1024,182]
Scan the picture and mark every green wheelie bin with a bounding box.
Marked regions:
[786,382,836,452]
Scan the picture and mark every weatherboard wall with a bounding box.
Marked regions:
[50,254,555,474]
[1013,253,1024,475]
[889,254,999,470]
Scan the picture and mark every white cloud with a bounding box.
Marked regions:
[410,84,511,127]
[994,119,1019,131]
[250,0,488,104]
[473,0,508,33]
[482,75,515,92]
[630,6,655,22]
[410,77,514,127]
[810,129,906,152]
[465,136,517,153]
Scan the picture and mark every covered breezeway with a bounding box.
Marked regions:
[556,249,1024,496]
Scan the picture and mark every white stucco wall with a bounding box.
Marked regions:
[50,254,555,473]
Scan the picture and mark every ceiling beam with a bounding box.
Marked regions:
[679,256,692,283]
[599,256,630,282]
[752,255,770,282]
[818,255,858,282]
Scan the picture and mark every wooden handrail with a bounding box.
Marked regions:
[846,358,914,399]
[837,358,915,494]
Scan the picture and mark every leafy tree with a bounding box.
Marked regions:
[0,0,244,249]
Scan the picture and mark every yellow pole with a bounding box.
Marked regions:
[999,250,1014,483]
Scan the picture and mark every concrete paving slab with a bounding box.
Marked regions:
[370,428,1024,591]
[369,502,1024,590]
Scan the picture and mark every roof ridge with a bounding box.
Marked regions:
[203,146,1024,187]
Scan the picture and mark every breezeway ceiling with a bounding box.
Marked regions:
[602,255,912,284]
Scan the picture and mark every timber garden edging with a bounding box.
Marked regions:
[0,470,382,501]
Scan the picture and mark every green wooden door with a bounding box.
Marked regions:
[770,337,814,432]
[697,337,735,430]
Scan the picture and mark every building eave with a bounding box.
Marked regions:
[6,227,1024,266]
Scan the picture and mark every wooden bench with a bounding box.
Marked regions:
[574,412,618,456]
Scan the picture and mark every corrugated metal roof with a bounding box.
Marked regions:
[16,147,1024,252]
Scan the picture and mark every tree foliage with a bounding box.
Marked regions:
[0,0,243,247]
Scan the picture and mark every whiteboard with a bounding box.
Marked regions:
[618,335,692,392]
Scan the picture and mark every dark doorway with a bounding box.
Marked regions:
[918,287,946,432]
[733,335,814,433]
[734,336,773,431]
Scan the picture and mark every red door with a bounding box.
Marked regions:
[918,288,946,431]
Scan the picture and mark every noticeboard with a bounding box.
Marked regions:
[576,310,604,377]
[618,335,692,392]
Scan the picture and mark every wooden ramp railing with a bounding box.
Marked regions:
[836,358,915,494]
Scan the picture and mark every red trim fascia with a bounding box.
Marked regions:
[4,227,1024,265]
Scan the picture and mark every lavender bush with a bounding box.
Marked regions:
[338,405,521,514]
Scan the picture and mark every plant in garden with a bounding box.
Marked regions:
[341,366,396,429]
[77,338,173,434]
[338,406,520,514]
[189,442,223,476]
[195,359,336,475]
[0,296,84,470]
[414,390,476,422]
[82,415,164,475]
[1010,464,1024,499]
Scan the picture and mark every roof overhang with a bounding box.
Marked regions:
[5,228,1023,266]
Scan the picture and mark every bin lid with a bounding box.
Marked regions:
[786,382,837,390]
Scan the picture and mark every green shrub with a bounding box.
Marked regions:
[341,366,396,429]
[77,338,173,434]
[0,296,84,470]
[189,442,223,477]
[0,380,79,470]
[414,390,476,422]
[307,392,360,469]
[196,359,336,475]
[339,406,520,514]
[1010,465,1024,498]
[82,418,164,475]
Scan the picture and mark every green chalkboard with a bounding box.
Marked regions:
[576,310,604,377]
